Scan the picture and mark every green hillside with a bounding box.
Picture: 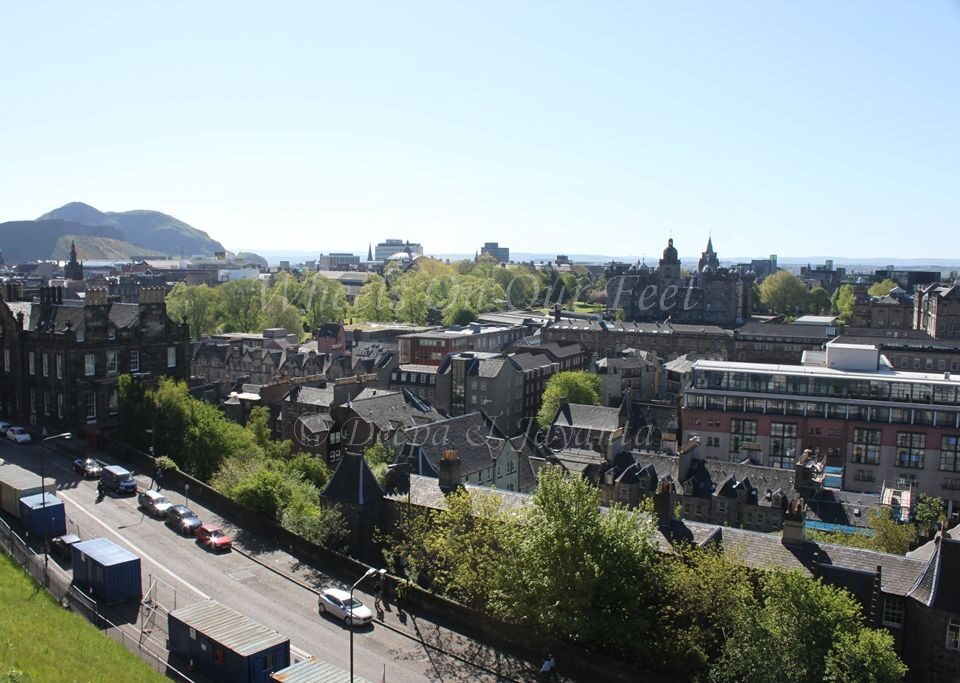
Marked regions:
[0,552,164,682]
[53,235,166,261]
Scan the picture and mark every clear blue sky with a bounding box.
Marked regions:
[1,1,958,259]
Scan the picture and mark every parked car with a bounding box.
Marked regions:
[72,458,104,479]
[195,524,232,552]
[6,427,31,444]
[100,465,137,495]
[138,490,173,518]
[317,588,373,627]
[0,420,12,435]
[166,505,202,536]
[50,533,81,562]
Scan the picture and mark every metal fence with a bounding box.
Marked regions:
[0,516,194,682]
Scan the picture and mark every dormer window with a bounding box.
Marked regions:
[108,328,116,340]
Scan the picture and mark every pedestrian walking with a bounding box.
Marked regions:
[155,466,164,491]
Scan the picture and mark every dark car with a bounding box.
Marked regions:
[166,505,202,536]
[72,458,103,479]
[195,524,232,552]
[50,533,81,562]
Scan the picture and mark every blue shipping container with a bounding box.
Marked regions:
[18,493,65,538]
[168,599,290,683]
[71,538,142,605]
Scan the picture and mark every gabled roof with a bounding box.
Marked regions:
[908,536,960,611]
[343,388,443,431]
[552,403,621,432]
[401,412,508,478]
[284,385,334,407]
[321,453,384,506]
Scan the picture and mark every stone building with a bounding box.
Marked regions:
[0,285,189,437]
[852,284,914,330]
[915,281,960,340]
[604,238,751,326]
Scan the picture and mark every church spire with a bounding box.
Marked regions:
[367,243,373,261]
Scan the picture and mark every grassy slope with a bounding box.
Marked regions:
[53,235,166,260]
[0,553,164,682]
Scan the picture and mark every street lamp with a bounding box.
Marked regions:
[349,567,383,682]
[41,432,71,584]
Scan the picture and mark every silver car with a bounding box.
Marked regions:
[138,490,173,518]
[317,588,373,626]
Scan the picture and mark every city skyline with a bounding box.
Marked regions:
[1,2,958,258]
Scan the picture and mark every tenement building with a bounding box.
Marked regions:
[0,285,190,437]
[682,341,960,513]
[915,281,960,339]
[604,237,751,326]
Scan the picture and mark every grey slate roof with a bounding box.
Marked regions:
[285,385,335,408]
[321,453,384,506]
[401,412,508,478]
[384,474,532,514]
[345,388,443,431]
[508,352,557,372]
[553,404,621,432]
[908,536,960,611]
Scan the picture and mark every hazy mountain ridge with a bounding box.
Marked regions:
[34,202,224,258]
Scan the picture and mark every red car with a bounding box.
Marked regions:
[195,524,232,552]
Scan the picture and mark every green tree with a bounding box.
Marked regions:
[284,452,332,489]
[221,467,292,519]
[395,286,429,325]
[759,271,810,316]
[868,279,899,297]
[363,443,394,485]
[281,491,348,549]
[261,293,303,337]
[824,627,908,683]
[218,279,264,332]
[384,488,515,611]
[914,493,947,537]
[353,275,393,322]
[536,371,602,428]
[246,406,292,460]
[808,287,832,315]
[713,570,887,683]
[497,467,661,654]
[165,283,220,340]
[868,509,914,555]
[442,303,477,326]
[833,284,855,322]
[302,274,349,328]
[657,544,755,678]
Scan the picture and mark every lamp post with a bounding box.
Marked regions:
[41,432,71,584]
[350,567,378,682]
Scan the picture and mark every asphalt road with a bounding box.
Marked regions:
[0,438,540,683]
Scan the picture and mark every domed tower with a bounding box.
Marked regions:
[64,241,84,281]
[698,236,720,273]
[658,238,682,286]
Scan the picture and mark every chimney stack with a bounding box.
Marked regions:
[653,479,675,529]
[782,498,806,546]
[438,447,462,493]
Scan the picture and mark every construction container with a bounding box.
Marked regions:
[271,656,368,682]
[18,492,65,538]
[0,463,55,517]
[71,538,142,605]
[168,599,290,683]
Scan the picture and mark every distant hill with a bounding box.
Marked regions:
[37,202,224,257]
[234,252,268,268]
[0,219,123,264]
[52,235,165,261]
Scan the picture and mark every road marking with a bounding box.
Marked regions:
[57,488,210,601]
